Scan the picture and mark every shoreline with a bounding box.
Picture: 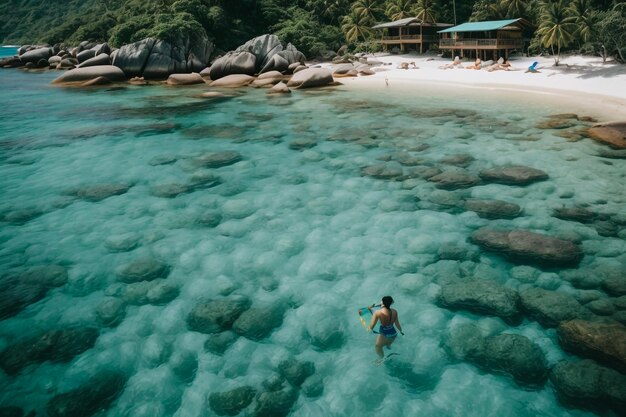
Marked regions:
[320,53,626,122]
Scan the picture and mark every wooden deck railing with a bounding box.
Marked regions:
[439,38,525,49]
[381,35,438,43]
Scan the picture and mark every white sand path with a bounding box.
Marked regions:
[318,54,626,121]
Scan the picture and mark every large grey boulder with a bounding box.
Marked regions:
[77,53,111,68]
[261,53,289,74]
[479,165,549,185]
[236,34,283,73]
[209,74,255,87]
[19,47,52,64]
[550,360,626,413]
[77,49,96,63]
[113,36,214,79]
[209,51,257,80]
[520,288,592,327]
[470,228,583,267]
[437,280,521,324]
[47,370,127,417]
[557,320,626,373]
[287,68,334,89]
[0,328,99,375]
[52,66,126,85]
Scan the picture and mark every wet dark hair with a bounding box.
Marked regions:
[382,296,394,309]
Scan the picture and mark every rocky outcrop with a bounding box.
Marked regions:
[113,36,214,79]
[52,65,126,85]
[444,323,548,386]
[479,166,549,185]
[520,288,592,327]
[187,297,250,334]
[550,360,626,413]
[286,68,334,89]
[19,47,52,64]
[557,320,626,373]
[464,199,521,219]
[0,328,99,375]
[209,35,305,80]
[437,280,521,324]
[47,370,127,417]
[470,228,583,267]
[587,122,626,149]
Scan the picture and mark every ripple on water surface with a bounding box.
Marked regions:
[0,69,625,417]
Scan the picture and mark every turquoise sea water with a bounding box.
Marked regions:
[0,68,624,417]
[0,46,18,58]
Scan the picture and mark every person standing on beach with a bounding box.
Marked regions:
[367,296,403,359]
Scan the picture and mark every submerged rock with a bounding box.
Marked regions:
[104,233,140,252]
[0,328,99,375]
[470,228,583,267]
[437,280,521,324]
[116,257,169,283]
[95,297,126,327]
[209,386,256,416]
[520,288,592,327]
[444,324,548,386]
[68,183,130,202]
[192,151,242,168]
[557,320,626,373]
[204,331,238,355]
[361,164,403,180]
[553,207,596,223]
[427,171,480,190]
[122,279,179,305]
[232,304,284,340]
[187,297,250,334]
[550,360,626,413]
[587,122,626,149]
[278,358,315,387]
[479,166,549,185]
[254,388,298,417]
[166,73,205,85]
[464,199,521,219]
[46,370,127,417]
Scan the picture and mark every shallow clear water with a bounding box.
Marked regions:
[0,46,18,58]
[0,69,624,417]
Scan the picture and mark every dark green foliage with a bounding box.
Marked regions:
[0,0,622,62]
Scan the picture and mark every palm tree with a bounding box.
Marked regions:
[414,0,437,53]
[537,0,577,65]
[353,0,383,24]
[341,9,375,43]
[386,0,417,21]
[502,0,529,18]
[568,0,596,45]
[470,0,508,21]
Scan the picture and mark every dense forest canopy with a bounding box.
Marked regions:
[1,0,624,60]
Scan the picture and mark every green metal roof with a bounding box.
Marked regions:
[438,18,521,33]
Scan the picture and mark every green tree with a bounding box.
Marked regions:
[568,0,597,45]
[341,9,375,43]
[502,0,529,17]
[386,0,418,21]
[415,0,439,22]
[596,3,626,62]
[537,0,577,65]
[353,0,384,24]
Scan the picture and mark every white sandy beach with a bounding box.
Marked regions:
[321,54,626,120]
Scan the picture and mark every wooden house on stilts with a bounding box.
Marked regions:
[438,18,533,60]
[372,18,453,53]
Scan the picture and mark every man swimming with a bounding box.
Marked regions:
[367,295,404,359]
